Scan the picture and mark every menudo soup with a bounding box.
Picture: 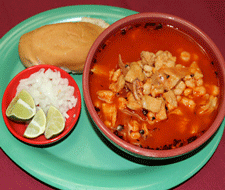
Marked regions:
[89,23,220,150]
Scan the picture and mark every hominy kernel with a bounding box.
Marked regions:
[180,51,191,61]
[194,86,206,96]
[130,132,141,139]
[196,79,203,86]
[185,79,196,88]
[193,54,199,60]
[176,95,182,102]
[211,85,220,96]
[194,72,203,79]
[184,88,193,96]
[128,120,140,131]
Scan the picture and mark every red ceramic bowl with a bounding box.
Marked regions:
[2,65,81,146]
[83,13,225,159]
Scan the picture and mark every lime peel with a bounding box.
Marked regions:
[6,89,66,139]
[6,89,36,121]
[23,108,46,138]
[45,105,65,139]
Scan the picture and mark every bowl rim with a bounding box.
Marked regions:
[2,65,82,146]
[83,12,225,158]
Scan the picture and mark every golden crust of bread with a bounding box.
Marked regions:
[18,22,105,72]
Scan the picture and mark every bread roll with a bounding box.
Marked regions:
[18,20,109,73]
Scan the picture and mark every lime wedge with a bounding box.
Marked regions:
[44,106,65,139]
[6,89,36,121]
[23,108,46,138]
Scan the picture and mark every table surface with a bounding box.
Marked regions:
[1,0,225,189]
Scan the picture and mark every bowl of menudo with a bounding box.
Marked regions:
[83,12,225,159]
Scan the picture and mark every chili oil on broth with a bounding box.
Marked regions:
[89,23,220,150]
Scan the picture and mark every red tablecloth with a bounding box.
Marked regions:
[1,0,225,189]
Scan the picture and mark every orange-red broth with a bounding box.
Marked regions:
[89,23,219,150]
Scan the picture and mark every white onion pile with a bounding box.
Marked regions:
[16,68,77,120]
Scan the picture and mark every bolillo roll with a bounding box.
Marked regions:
[18,18,109,73]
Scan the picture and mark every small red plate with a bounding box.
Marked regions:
[2,65,81,146]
